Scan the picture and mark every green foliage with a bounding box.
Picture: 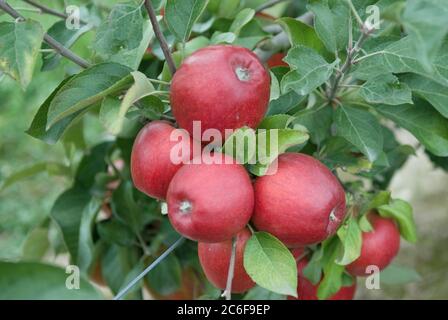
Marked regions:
[244,232,298,297]
[1,0,444,300]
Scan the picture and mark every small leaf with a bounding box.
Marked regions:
[277,17,326,55]
[401,0,448,72]
[92,3,144,57]
[100,71,155,135]
[376,101,448,157]
[221,127,257,164]
[378,199,417,243]
[165,0,210,42]
[97,219,136,247]
[401,74,448,118]
[250,128,309,176]
[307,0,350,53]
[361,74,413,105]
[336,217,362,266]
[281,46,337,96]
[21,228,50,261]
[229,8,255,35]
[258,114,293,130]
[0,20,44,88]
[293,104,333,145]
[335,105,384,162]
[47,63,133,126]
[244,232,298,297]
[267,91,304,116]
[317,237,345,300]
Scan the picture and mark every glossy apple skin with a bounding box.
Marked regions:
[346,213,401,277]
[167,153,254,242]
[198,228,255,293]
[252,153,347,247]
[267,53,288,68]
[131,121,199,200]
[170,45,270,137]
[288,259,356,300]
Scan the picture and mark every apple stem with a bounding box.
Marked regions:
[143,0,177,76]
[223,236,237,300]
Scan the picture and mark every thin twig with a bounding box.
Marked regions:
[0,0,91,69]
[143,0,176,76]
[222,236,237,300]
[326,26,373,103]
[22,0,87,24]
[255,0,289,14]
[113,237,185,300]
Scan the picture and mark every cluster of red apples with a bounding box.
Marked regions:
[131,45,401,300]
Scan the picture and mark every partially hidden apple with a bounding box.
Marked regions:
[198,228,255,293]
[131,121,199,200]
[252,153,347,247]
[346,212,401,277]
[167,153,254,242]
[170,45,270,138]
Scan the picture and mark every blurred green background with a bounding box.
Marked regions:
[1,0,448,300]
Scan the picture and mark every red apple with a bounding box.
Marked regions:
[289,258,356,300]
[252,153,347,247]
[346,212,401,277]
[198,228,255,293]
[170,45,270,138]
[267,53,288,69]
[131,121,199,200]
[167,153,254,242]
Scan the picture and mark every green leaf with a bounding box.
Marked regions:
[0,261,102,299]
[0,162,69,191]
[21,228,50,261]
[108,20,154,70]
[378,199,417,243]
[380,264,421,285]
[376,101,448,157]
[336,217,362,265]
[401,74,448,118]
[307,0,350,53]
[302,248,324,285]
[92,3,144,57]
[74,142,111,189]
[111,181,144,234]
[281,46,337,96]
[165,0,210,42]
[317,238,345,300]
[267,91,304,116]
[101,244,141,296]
[42,21,91,71]
[360,74,413,105]
[250,128,309,176]
[401,0,448,72]
[0,20,44,88]
[221,127,257,164]
[50,187,91,262]
[97,219,136,247]
[47,63,133,126]
[243,286,286,300]
[99,71,155,135]
[26,76,85,144]
[229,8,255,35]
[354,37,448,87]
[277,17,326,55]
[145,253,182,296]
[210,31,236,44]
[258,114,293,130]
[244,232,298,297]
[293,104,333,145]
[77,198,102,273]
[270,70,280,101]
[335,105,384,162]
